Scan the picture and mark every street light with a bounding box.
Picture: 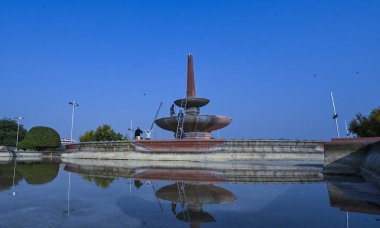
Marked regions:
[68,101,79,143]
[14,116,24,151]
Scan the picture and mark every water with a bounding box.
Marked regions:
[0,159,379,228]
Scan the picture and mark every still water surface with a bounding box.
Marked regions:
[0,160,379,228]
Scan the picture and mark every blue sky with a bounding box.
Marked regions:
[1,0,379,140]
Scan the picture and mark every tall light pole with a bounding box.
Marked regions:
[15,116,24,151]
[68,101,79,143]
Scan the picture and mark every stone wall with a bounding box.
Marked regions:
[62,140,324,162]
[65,141,133,152]
[361,142,380,188]
[323,138,380,174]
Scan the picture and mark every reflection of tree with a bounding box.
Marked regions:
[81,175,115,188]
[16,162,59,185]
[0,163,23,191]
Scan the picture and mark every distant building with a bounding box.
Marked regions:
[60,139,74,145]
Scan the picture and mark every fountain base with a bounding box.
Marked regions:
[182,132,212,139]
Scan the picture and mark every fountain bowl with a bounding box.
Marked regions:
[155,115,232,139]
[174,97,209,108]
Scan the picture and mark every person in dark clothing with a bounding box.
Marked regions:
[178,110,183,117]
[134,127,143,140]
[170,104,175,116]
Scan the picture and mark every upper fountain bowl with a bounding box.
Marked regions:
[174,97,209,108]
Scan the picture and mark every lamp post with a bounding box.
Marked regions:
[15,116,24,151]
[330,92,340,138]
[68,101,79,142]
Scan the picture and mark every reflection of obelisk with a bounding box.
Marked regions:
[155,54,232,139]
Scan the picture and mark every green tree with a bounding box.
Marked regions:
[0,118,27,147]
[80,124,125,142]
[349,107,380,137]
[79,130,94,142]
[18,126,61,150]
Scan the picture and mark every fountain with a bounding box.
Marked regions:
[155,54,232,139]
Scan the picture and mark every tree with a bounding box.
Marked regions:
[79,124,125,142]
[79,130,94,142]
[18,126,61,150]
[349,107,380,137]
[0,118,27,147]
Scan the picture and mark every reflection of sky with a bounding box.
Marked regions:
[0,170,142,227]
[212,183,380,227]
[215,183,293,212]
[1,167,380,227]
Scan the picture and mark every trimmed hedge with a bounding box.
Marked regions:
[18,126,61,151]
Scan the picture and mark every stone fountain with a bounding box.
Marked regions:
[155,54,232,139]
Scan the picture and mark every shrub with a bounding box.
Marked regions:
[80,124,126,142]
[18,126,61,150]
[18,140,36,150]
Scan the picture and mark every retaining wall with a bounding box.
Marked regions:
[361,142,380,189]
[323,137,380,174]
[62,140,324,162]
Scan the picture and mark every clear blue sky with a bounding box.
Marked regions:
[1,0,379,140]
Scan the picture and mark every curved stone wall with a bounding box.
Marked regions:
[361,142,380,188]
[62,140,324,162]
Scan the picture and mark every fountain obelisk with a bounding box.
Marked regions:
[187,53,196,98]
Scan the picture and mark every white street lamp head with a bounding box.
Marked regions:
[15,117,24,120]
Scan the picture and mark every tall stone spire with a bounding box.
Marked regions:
[186,53,196,98]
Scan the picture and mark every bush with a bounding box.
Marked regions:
[80,124,126,142]
[18,126,61,150]
[18,140,36,150]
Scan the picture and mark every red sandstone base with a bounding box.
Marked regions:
[132,139,225,152]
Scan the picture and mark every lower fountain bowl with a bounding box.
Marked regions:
[155,115,232,139]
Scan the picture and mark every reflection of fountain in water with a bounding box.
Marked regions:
[156,182,236,228]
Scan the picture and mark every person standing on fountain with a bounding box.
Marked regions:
[134,127,143,140]
[178,127,184,139]
[145,129,152,140]
[170,104,175,116]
